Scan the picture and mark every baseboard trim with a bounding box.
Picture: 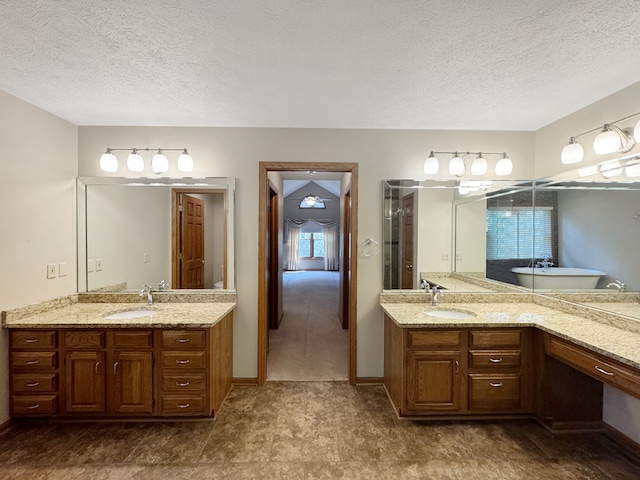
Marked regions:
[356,377,384,385]
[536,419,604,434]
[603,423,640,466]
[232,377,259,385]
[0,418,12,437]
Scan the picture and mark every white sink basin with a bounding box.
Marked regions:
[105,309,156,320]
[425,309,476,320]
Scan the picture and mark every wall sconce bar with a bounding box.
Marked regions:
[424,151,513,177]
[99,147,194,174]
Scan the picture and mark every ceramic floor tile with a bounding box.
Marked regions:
[303,461,380,479]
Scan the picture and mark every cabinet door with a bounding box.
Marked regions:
[407,351,461,412]
[65,351,106,413]
[110,351,154,414]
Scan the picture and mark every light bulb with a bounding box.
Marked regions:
[470,154,487,175]
[99,149,118,172]
[177,149,194,172]
[448,154,465,177]
[151,150,169,174]
[126,149,144,172]
[495,154,513,176]
[593,127,622,155]
[423,152,439,175]
[560,139,584,164]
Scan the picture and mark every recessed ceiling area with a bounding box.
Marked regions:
[1,1,640,130]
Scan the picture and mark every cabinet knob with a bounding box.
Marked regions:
[95,361,101,375]
[177,403,190,409]
[176,338,190,343]
[26,404,40,410]
[454,360,459,374]
[176,381,190,387]
[113,361,119,375]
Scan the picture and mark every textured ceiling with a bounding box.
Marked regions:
[2,1,640,129]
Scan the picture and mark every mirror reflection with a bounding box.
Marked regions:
[77,177,235,293]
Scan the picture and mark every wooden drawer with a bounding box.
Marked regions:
[469,350,521,368]
[547,336,640,399]
[408,330,461,348]
[112,330,153,348]
[468,374,521,410]
[161,330,206,348]
[11,351,57,369]
[11,373,58,393]
[159,394,207,416]
[10,330,57,349]
[65,330,105,349]
[161,351,207,370]
[161,374,207,392]
[470,330,521,348]
[11,395,58,415]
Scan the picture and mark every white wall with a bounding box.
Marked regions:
[77,127,534,379]
[0,91,78,425]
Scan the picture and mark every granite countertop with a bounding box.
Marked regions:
[2,302,236,329]
[380,302,640,371]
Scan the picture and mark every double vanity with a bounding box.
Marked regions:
[3,292,236,419]
[381,290,640,436]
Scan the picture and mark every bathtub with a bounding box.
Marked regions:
[511,267,606,289]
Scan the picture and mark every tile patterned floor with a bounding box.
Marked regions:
[1,382,639,479]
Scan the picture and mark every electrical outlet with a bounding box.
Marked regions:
[47,263,57,279]
[96,258,103,271]
[143,252,149,263]
[441,252,450,261]
[456,252,464,260]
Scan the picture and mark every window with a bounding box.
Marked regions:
[299,232,325,259]
[486,207,553,260]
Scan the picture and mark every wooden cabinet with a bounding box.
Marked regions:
[8,311,233,419]
[383,315,532,417]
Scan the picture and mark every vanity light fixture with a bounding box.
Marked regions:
[600,159,623,178]
[626,158,640,177]
[560,112,640,164]
[99,147,195,174]
[424,151,513,177]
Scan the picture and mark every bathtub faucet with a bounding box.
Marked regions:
[606,280,626,292]
[535,255,554,269]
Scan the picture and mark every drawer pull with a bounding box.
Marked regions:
[176,381,190,387]
[489,358,503,363]
[113,361,119,375]
[26,382,40,387]
[26,404,40,410]
[455,360,459,374]
[177,403,190,409]
[176,338,190,343]
[595,366,614,377]
[176,359,190,365]
[24,338,40,343]
[489,382,503,388]
[25,359,40,365]
[95,361,101,375]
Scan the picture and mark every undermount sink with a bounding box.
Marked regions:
[425,309,476,320]
[105,309,156,320]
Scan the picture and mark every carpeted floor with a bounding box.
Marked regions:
[267,271,348,381]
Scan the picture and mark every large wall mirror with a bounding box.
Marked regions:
[77,177,235,293]
[383,167,640,321]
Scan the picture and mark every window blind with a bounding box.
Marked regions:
[486,207,552,260]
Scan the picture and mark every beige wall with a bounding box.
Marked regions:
[0,91,78,425]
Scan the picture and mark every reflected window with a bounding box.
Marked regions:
[486,207,553,260]
[299,232,325,259]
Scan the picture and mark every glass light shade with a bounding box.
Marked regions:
[600,159,622,178]
[495,155,513,176]
[448,155,465,176]
[578,165,599,177]
[99,151,118,172]
[561,141,584,164]
[423,153,439,175]
[635,120,640,143]
[151,151,169,174]
[593,128,622,155]
[626,159,640,177]
[470,155,487,175]
[177,150,194,172]
[126,151,144,172]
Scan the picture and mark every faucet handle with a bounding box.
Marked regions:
[158,280,171,291]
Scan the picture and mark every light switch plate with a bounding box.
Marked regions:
[58,262,68,277]
[96,258,103,271]
[441,252,450,261]
[47,263,57,279]
[456,252,463,260]
[143,252,149,263]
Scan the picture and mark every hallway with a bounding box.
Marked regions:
[267,271,348,381]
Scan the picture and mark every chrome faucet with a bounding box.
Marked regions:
[158,280,171,291]
[140,284,153,305]
[606,280,626,292]
[430,285,443,306]
[535,254,554,270]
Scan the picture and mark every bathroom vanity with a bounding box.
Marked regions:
[4,300,235,419]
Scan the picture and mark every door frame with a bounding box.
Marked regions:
[258,162,358,385]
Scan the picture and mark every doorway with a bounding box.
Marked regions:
[258,162,358,384]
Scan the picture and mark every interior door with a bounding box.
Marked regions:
[181,194,205,289]
[340,189,351,329]
[267,184,281,330]
[401,192,415,289]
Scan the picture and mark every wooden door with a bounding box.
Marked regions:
[110,351,154,414]
[406,350,461,412]
[401,193,415,289]
[340,189,351,329]
[65,350,106,413]
[181,194,205,289]
[267,184,281,330]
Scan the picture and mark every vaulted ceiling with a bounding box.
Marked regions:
[2,1,640,130]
